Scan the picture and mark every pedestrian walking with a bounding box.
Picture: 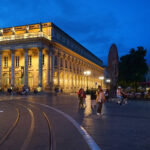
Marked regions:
[54,86,59,96]
[105,89,109,102]
[96,86,105,116]
[78,88,86,108]
[116,86,127,105]
[90,88,97,111]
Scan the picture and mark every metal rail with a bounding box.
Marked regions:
[0,108,20,145]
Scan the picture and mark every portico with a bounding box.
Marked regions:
[0,22,105,92]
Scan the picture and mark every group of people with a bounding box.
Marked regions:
[78,85,106,116]
[78,85,128,116]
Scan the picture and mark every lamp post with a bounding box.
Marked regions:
[99,76,104,88]
[84,70,91,90]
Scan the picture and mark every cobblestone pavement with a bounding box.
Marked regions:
[0,94,150,150]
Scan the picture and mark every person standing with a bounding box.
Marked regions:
[78,88,86,108]
[96,86,105,116]
[105,89,109,102]
[90,88,97,111]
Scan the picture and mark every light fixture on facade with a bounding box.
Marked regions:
[99,76,104,87]
[99,76,104,80]
[12,27,15,34]
[0,29,3,34]
[84,70,91,76]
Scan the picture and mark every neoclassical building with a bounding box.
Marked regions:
[0,22,105,92]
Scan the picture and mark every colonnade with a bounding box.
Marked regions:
[0,45,104,92]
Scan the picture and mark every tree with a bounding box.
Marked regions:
[118,47,148,90]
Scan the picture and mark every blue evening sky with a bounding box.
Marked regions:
[0,0,150,65]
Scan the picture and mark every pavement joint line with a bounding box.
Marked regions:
[36,103,101,150]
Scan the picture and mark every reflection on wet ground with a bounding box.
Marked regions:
[0,94,150,150]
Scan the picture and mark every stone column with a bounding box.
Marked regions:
[63,56,65,88]
[78,66,81,88]
[0,51,2,87]
[71,63,74,91]
[11,50,15,86]
[24,48,28,87]
[47,49,50,86]
[74,63,77,91]
[81,66,83,88]
[67,59,70,90]
[38,47,43,87]
[51,51,55,86]
[57,54,60,87]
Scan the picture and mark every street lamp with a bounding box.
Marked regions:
[99,76,104,87]
[84,70,91,90]
[106,79,111,83]
[106,78,111,89]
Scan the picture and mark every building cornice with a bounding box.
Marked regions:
[0,22,103,68]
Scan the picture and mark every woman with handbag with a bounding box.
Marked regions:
[96,86,105,116]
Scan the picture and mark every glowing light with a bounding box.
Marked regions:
[106,79,111,83]
[0,32,50,42]
[84,70,91,76]
[99,76,104,80]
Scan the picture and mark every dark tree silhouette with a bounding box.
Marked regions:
[118,47,148,90]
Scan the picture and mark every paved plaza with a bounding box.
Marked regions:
[0,93,150,150]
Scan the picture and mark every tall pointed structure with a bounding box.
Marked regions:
[108,44,119,97]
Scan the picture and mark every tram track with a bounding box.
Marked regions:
[19,104,35,150]
[0,100,53,150]
[0,108,20,145]
[29,103,53,150]
[43,112,53,150]
[0,104,34,150]
[0,102,53,150]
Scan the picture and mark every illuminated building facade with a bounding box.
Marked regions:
[0,22,104,92]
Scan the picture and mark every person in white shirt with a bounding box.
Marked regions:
[96,86,105,116]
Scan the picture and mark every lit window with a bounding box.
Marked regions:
[4,57,8,67]
[28,55,32,67]
[42,54,44,66]
[15,56,19,67]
